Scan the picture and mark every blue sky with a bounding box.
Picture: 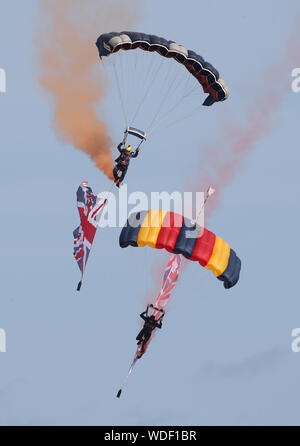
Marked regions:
[0,0,300,425]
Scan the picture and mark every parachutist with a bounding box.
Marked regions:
[113,142,140,187]
[136,305,165,354]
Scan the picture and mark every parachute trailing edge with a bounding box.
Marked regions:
[96,31,229,106]
[119,210,241,289]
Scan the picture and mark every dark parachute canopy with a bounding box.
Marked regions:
[119,210,241,289]
[96,31,229,107]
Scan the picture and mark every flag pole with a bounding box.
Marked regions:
[195,187,216,226]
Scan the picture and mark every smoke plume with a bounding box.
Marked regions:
[191,20,300,219]
[37,0,140,179]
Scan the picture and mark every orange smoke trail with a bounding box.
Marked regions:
[37,0,141,179]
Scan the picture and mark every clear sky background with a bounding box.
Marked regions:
[0,0,300,426]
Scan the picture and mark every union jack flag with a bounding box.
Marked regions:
[154,254,182,314]
[73,181,107,289]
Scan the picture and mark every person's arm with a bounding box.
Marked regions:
[156,320,162,329]
[140,304,150,320]
[158,311,165,321]
[140,311,147,321]
[131,148,140,158]
[117,142,123,153]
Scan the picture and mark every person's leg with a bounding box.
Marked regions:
[136,329,144,343]
[141,332,151,352]
[119,169,126,183]
[114,167,124,187]
[113,166,119,181]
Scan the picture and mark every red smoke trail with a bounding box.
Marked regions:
[159,20,300,288]
[37,0,140,179]
[189,21,300,218]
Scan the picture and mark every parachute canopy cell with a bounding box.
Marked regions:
[119,210,241,289]
[96,31,229,106]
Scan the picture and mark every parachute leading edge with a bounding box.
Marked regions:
[96,31,229,105]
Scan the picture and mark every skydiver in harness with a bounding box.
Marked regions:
[113,142,140,188]
[113,127,146,187]
[136,304,165,354]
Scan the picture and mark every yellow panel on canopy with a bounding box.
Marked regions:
[205,236,230,277]
[137,210,167,248]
